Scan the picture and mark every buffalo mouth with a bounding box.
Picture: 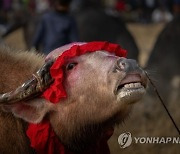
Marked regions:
[115,73,147,102]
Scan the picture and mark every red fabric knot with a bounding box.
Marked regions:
[27,120,114,154]
[42,41,127,103]
[27,120,73,154]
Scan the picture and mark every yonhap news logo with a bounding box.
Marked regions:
[118,132,180,148]
[118,132,132,148]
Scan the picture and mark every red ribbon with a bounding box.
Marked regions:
[27,120,114,154]
[43,41,127,103]
[27,120,72,154]
[27,42,127,154]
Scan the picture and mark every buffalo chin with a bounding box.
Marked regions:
[117,86,146,104]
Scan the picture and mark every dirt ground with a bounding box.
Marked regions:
[127,23,165,66]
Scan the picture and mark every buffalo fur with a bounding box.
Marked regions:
[0,48,44,154]
[0,48,144,153]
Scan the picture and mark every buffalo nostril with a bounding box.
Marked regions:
[119,62,126,70]
[115,58,141,73]
[116,58,127,71]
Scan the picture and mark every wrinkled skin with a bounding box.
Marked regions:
[0,45,147,153]
[50,51,147,151]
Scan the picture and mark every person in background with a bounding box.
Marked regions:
[32,0,79,54]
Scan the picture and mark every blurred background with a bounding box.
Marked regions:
[0,0,179,153]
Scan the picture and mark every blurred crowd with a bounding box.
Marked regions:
[0,0,180,53]
[0,0,79,53]
[112,0,180,23]
[0,0,179,25]
[0,0,51,36]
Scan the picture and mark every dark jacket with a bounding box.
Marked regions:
[33,10,79,54]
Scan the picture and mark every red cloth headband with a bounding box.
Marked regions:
[42,41,127,103]
[27,42,126,154]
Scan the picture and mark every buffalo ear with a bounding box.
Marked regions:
[2,99,55,123]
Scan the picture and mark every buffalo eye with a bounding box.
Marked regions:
[66,62,77,71]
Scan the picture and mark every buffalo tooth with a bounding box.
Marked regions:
[124,84,130,88]
[134,83,139,87]
[129,83,133,88]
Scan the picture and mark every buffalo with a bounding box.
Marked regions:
[0,42,147,153]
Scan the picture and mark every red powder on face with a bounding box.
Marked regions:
[43,41,127,103]
[27,41,127,154]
